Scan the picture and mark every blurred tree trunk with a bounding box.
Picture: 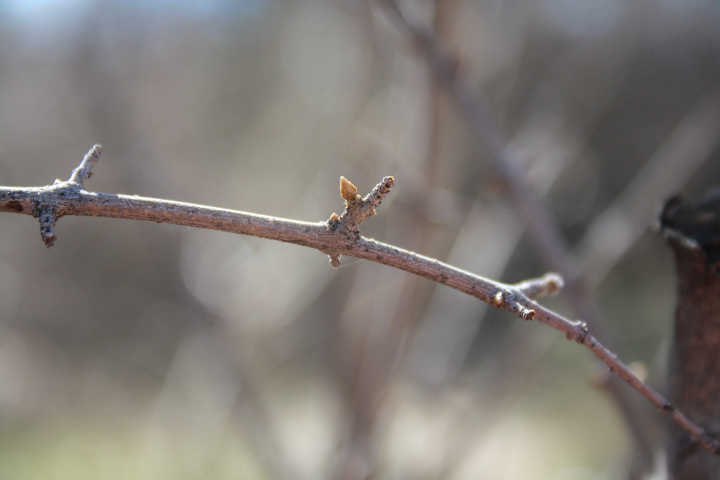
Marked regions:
[662,191,720,479]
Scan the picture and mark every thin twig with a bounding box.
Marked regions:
[511,272,564,300]
[0,147,718,455]
[68,143,103,186]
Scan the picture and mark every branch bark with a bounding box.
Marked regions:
[662,191,720,478]
[1,145,719,458]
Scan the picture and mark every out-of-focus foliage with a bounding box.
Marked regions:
[1,0,720,478]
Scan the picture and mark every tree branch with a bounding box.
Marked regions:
[2,145,718,456]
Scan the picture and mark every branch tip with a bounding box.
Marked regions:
[68,144,103,186]
[364,176,395,206]
[37,207,58,247]
[513,272,565,300]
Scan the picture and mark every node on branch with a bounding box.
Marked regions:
[326,175,395,267]
[33,144,103,247]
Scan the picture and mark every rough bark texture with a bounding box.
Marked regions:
[662,190,720,479]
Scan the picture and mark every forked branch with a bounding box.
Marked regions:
[1,145,719,456]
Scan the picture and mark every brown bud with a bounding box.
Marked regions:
[340,176,359,202]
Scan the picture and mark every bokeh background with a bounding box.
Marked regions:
[1,0,720,478]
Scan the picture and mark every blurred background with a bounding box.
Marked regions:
[1,0,720,478]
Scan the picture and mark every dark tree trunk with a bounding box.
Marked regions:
[662,190,720,479]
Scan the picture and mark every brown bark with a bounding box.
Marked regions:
[662,190,720,479]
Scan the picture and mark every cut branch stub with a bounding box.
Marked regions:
[326,175,396,266]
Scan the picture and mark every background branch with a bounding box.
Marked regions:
[374,0,693,471]
[578,92,720,288]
